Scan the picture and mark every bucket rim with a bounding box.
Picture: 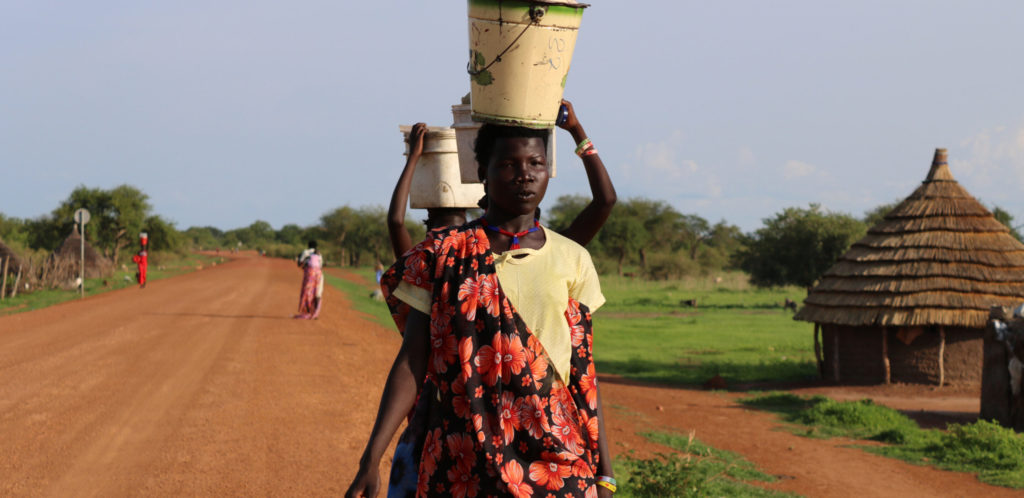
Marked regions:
[469,0,590,9]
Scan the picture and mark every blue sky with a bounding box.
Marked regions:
[3,1,1023,232]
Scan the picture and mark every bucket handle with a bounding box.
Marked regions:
[467,6,545,77]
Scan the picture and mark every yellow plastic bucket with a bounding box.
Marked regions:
[467,0,588,129]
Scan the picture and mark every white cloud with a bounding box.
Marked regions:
[954,123,1024,191]
[782,160,816,179]
[737,146,756,167]
[618,130,724,204]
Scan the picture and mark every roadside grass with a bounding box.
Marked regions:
[616,430,794,497]
[0,252,224,316]
[595,273,816,387]
[322,269,394,330]
[741,393,1024,488]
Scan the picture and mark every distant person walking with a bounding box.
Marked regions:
[295,240,324,319]
[132,232,148,289]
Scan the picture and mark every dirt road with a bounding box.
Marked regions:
[0,253,1014,497]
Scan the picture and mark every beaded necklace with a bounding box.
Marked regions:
[480,217,540,250]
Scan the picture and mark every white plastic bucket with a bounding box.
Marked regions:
[453,99,558,184]
[467,0,588,128]
[400,126,485,209]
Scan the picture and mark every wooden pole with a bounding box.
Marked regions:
[10,265,21,299]
[813,323,823,378]
[938,326,946,387]
[0,257,8,300]
[832,327,841,382]
[882,327,891,384]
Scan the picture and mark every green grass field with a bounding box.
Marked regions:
[326,268,817,388]
[0,253,225,316]
[595,273,816,387]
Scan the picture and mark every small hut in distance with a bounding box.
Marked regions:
[51,225,112,282]
[0,238,24,273]
[796,149,1024,385]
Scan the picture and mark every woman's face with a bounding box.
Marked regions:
[484,137,549,217]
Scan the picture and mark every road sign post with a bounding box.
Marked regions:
[73,208,91,298]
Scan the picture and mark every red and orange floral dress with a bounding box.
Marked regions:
[381,221,605,498]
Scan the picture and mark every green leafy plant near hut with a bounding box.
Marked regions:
[741,393,1024,489]
[617,430,793,497]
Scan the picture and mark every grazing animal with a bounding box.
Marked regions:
[681,299,698,308]
[783,298,798,312]
[703,374,727,390]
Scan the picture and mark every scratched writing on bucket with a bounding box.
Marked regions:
[535,36,566,70]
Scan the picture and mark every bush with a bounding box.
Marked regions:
[644,252,701,280]
[930,420,1024,471]
[622,431,788,497]
[742,393,1024,489]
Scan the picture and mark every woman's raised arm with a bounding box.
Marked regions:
[388,123,427,259]
[556,100,617,246]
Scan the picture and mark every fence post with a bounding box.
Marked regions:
[938,326,946,387]
[0,256,8,300]
[11,265,22,298]
[882,327,891,384]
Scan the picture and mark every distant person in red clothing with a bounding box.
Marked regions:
[132,232,148,289]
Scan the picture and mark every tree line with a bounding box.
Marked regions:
[3,184,1022,293]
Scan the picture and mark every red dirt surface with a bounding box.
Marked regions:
[0,253,1015,497]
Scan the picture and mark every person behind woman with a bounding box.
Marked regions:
[387,123,470,260]
[295,240,324,319]
[386,100,616,260]
[347,113,616,497]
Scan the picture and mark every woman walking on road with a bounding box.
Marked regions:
[295,240,324,319]
[347,102,617,497]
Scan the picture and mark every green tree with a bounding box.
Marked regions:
[0,214,28,248]
[348,206,389,266]
[546,194,590,233]
[992,206,1023,242]
[598,213,650,276]
[276,224,305,245]
[183,226,224,250]
[142,215,184,253]
[863,201,899,227]
[738,204,866,288]
[46,185,152,263]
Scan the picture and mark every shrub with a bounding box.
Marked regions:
[644,252,701,280]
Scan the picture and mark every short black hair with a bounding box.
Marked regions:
[424,208,468,230]
[308,240,318,249]
[474,124,549,181]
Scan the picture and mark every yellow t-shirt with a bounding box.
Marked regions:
[392,227,604,383]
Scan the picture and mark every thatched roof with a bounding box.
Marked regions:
[52,225,112,278]
[795,149,1024,328]
[0,238,23,270]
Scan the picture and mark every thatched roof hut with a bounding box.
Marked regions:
[796,149,1024,385]
[51,225,112,280]
[0,238,23,272]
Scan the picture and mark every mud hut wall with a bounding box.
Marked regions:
[941,328,983,384]
[886,327,940,383]
[822,325,886,384]
[821,324,981,384]
[885,326,981,384]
